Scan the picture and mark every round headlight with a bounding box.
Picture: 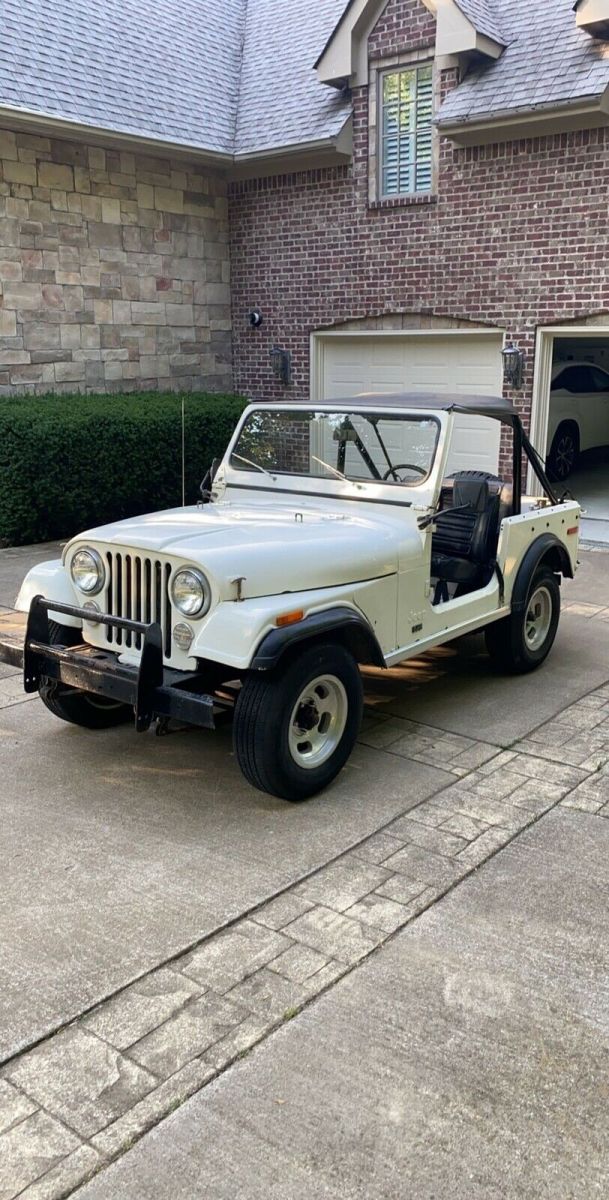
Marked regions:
[171,568,211,618]
[70,548,105,595]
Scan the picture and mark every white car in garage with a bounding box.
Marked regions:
[547,361,609,480]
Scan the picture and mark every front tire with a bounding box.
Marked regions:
[485,567,561,675]
[39,621,133,730]
[233,642,364,801]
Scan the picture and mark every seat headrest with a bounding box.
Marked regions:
[453,477,490,512]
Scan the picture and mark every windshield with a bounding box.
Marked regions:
[230,409,440,487]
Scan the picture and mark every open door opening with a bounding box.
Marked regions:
[545,337,609,544]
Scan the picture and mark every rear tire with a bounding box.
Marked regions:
[485,567,560,675]
[547,423,579,482]
[233,642,363,801]
[39,621,133,730]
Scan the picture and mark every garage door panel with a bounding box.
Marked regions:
[447,415,501,475]
[321,334,504,475]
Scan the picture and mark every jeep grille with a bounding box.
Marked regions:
[104,552,172,657]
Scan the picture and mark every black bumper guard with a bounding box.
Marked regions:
[24,595,225,732]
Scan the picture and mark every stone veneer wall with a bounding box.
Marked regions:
[0,130,232,394]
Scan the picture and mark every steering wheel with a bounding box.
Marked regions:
[383,463,427,482]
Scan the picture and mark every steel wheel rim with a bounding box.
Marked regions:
[555,434,575,478]
[525,586,553,651]
[288,674,348,770]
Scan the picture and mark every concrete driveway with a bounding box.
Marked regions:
[78,807,609,1200]
[0,543,607,1198]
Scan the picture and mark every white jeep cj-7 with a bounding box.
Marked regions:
[11,393,580,801]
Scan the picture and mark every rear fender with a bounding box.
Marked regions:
[511,534,574,614]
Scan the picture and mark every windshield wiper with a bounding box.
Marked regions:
[232,453,274,478]
[311,455,348,481]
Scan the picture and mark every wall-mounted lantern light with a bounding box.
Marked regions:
[502,342,525,390]
[270,346,292,386]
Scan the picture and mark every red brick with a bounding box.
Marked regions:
[229,0,609,453]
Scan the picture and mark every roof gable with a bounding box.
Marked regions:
[433,0,504,61]
[454,0,504,44]
[317,0,505,86]
[575,0,609,36]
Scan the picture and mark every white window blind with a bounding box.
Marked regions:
[381,65,433,197]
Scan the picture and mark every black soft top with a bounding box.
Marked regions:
[318,392,520,425]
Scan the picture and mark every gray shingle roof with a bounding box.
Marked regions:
[439,0,609,126]
[0,0,351,160]
[454,0,505,45]
[0,0,246,155]
[2,0,609,157]
[235,0,350,156]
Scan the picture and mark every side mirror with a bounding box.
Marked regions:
[200,458,220,504]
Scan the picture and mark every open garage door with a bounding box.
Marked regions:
[315,331,505,476]
[531,328,609,545]
[546,339,609,543]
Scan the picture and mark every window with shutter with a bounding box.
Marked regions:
[380,65,433,198]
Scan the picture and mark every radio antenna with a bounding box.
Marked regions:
[181,397,186,507]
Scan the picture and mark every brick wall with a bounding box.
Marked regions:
[0,131,232,394]
[368,0,436,57]
[228,0,609,447]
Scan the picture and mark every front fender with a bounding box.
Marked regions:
[15,560,82,628]
[190,577,394,671]
[251,607,385,671]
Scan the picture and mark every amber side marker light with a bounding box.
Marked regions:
[567,526,579,535]
[276,610,305,628]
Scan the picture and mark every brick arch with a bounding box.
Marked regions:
[321,313,500,333]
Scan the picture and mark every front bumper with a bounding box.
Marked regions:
[20,596,229,732]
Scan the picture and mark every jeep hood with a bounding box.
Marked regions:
[71,501,410,599]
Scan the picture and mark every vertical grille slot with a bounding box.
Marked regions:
[164,563,172,658]
[125,555,132,648]
[116,553,123,645]
[144,559,152,627]
[104,550,173,658]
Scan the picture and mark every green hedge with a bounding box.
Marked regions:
[0,392,246,547]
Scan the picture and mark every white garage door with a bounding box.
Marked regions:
[318,332,504,475]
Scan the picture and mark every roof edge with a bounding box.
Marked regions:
[231,118,353,175]
[437,92,609,145]
[0,104,233,165]
[0,104,354,170]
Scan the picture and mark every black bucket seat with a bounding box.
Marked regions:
[431,471,512,601]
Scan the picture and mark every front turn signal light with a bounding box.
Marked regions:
[276,610,305,628]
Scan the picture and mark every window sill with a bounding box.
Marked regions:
[369,194,437,211]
